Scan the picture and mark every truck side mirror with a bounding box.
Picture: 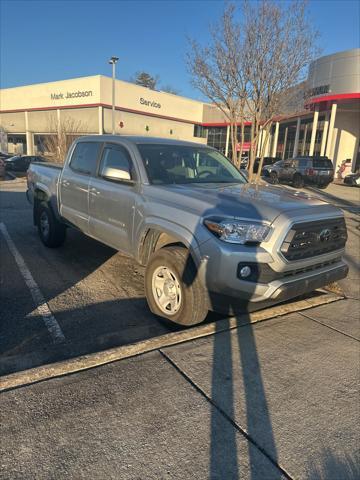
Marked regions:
[101,165,132,182]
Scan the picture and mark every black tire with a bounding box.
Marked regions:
[293,174,304,188]
[316,183,329,190]
[269,171,279,184]
[145,246,208,326]
[36,202,66,248]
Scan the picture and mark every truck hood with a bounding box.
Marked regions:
[146,182,335,223]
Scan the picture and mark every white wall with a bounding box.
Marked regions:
[331,111,360,169]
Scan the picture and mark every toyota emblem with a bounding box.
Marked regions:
[319,228,331,242]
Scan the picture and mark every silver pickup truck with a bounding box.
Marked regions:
[27,135,348,325]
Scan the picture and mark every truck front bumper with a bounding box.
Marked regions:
[203,259,348,314]
[261,260,348,302]
[198,237,348,311]
[206,258,348,302]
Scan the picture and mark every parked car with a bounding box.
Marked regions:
[0,158,6,178]
[0,152,13,161]
[27,136,348,325]
[5,155,46,172]
[253,156,281,173]
[262,156,334,189]
[240,155,249,169]
[343,172,360,187]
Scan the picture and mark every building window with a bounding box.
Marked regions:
[206,127,227,154]
[194,125,207,138]
[237,125,251,143]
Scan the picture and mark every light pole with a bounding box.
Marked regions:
[109,56,119,135]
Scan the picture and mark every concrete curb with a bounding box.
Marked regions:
[0,291,344,392]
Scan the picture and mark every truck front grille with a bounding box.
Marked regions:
[280,218,347,261]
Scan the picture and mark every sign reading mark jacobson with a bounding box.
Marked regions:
[140,97,161,109]
[51,90,93,100]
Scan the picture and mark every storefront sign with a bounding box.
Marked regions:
[140,97,161,109]
[50,90,93,100]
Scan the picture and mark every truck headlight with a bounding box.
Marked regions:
[204,219,271,244]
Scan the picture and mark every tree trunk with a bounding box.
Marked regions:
[247,121,256,181]
[255,122,272,182]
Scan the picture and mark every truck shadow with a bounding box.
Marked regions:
[0,297,177,377]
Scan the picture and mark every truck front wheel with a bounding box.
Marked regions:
[145,246,208,326]
[36,202,66,248]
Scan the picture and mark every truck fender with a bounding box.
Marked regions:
[34,182,51,201]
[33,184,61,225]
[136,219,201,267]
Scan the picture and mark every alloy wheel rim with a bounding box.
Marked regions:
[151,266,182,315]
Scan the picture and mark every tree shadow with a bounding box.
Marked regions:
[306,448,360,480]
[181,184,284,478]
[207,300,282,479]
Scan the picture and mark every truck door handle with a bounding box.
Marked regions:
[90,187,100,195]
[62,180,70,187]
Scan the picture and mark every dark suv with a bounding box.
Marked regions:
[262,156,334,189]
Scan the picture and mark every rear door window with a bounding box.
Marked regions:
[313,158,333,169]
[70,142,102,175]
[299,159,310,168]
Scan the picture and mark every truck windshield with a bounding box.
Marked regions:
[137,144,247,185]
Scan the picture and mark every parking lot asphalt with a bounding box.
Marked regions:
[0,179,359,479]
[0,182,177,375]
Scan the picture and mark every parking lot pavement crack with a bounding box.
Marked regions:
[298,311,360,341]
[158,349,294,480]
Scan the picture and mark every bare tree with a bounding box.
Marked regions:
[187,4,249,167]
[242,0,319,181]
[42,117,86,164]
[188,0,319,180]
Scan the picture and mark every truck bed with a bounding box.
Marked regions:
[27,162,62,213]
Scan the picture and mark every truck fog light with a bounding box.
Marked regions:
[239,266,252,278]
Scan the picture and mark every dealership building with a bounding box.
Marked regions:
[265,48,360,172]
[0,48,359,171]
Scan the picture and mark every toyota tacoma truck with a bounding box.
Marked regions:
[27,136,348,325]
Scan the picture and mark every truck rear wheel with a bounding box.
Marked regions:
[36,202,66,248]
[145,246,208,326]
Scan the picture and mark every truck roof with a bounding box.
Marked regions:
[75,135,208,148]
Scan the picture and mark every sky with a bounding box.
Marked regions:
[0,0,359,100]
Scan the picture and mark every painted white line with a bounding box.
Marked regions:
[0,222,65,344]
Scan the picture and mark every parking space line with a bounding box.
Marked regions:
[0,222,65,344]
